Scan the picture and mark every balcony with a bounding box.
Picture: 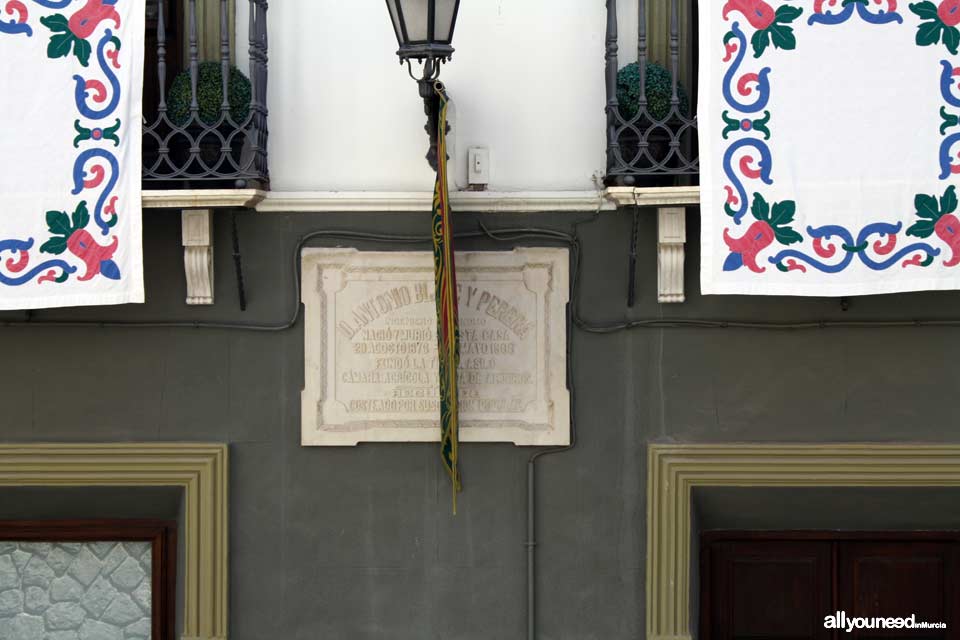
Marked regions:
[142,0,268,194]
[604,0,699,189]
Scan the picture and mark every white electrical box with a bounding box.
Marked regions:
[467,147,490,186]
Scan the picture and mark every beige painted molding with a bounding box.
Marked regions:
[647,443,960,640]
[142,186,700,213]
[0,443,229,640]
[605,186,700,208]
[143,189,265,210]
[256,190,615,213]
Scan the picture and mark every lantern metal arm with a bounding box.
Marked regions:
[404,57,449,172]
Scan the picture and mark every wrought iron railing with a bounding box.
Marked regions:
[605,0,698,187]
[142,0,268,189]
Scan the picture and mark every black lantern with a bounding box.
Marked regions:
[386,0,461,64]
[386,0,460,170]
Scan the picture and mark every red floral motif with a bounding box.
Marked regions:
[815,0,897,13]
[939,0,960,26]
[784,259,807,273]
[724,221,775,273]
[5,250,28,273]
[902,254,926,268]
[813,236,837,259]
[873,233,897,256]
[68,0,120,39]
[722,0,776,29]
[4,1,28,24]
[67,229,117,281]
[935,214,960,265]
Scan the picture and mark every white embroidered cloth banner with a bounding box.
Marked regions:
[701,0,960,296]
[0,0,144,309]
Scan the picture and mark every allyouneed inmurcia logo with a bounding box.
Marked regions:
[824,611,947,632]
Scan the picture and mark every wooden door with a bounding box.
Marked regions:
[701,533,960,640]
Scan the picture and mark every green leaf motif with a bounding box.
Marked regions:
[770,201,796,227]
[768,23,797,51]
[71,201,90,231]
[945,26,960,54]
[751,193,770,221]
[941,106,959,135]
[73,38,91,67]
[751,29,771,58]
[775,5,803,23]
[47,32,74,60]
[915,193,941,220]
[916,20,944,47]
[841,241,869,253]
[45,210,72,237]
[39,14,69,33]
[774,227,803,246]
[40,237,68,255]
[941,185,958,215]
[907,219,936,238]
[909,1,941,20]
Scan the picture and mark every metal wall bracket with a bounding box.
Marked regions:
[657,207,686,304]
[182,209,214,305]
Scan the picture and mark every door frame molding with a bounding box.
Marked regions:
[0,444,228,640]
[647,443,960,640]
[0,519,178,640]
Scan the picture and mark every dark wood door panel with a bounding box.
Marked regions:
[706,540,833,640]
[702,533,960,640]
[838,542,958,639]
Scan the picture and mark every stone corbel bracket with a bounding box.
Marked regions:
[657,207,686,303]
[182,210,214,305]
[605,187,697,304]
[143,190,266,307]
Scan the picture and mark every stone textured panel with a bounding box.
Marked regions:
[0,543,149,640]
[0,590,22,617]
[302,247,570,446]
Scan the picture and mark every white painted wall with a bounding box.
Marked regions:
[262,0,608,193]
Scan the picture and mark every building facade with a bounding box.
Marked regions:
[1,1,959,639]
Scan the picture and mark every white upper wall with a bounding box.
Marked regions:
[263,0,608,193]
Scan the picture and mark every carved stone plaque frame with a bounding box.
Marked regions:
[301,247,570,446]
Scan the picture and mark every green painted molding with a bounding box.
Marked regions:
[0,443,229,640]
[646,443,960,640]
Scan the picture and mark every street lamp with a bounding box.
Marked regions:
[385,1,464,511]
[385,0,461,169]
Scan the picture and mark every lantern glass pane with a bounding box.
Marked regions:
[386,0,404,44]
[398,0,430,42]
[434,0,458,42]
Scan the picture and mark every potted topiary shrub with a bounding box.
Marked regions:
[166,61,253,176]
[613,62,691,185]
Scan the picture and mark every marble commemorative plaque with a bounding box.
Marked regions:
[301,247,570,446]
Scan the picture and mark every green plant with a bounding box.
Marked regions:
[616,61,689,122]
[167,62,252,127]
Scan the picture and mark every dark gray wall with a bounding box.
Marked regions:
[2,207,960,639]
